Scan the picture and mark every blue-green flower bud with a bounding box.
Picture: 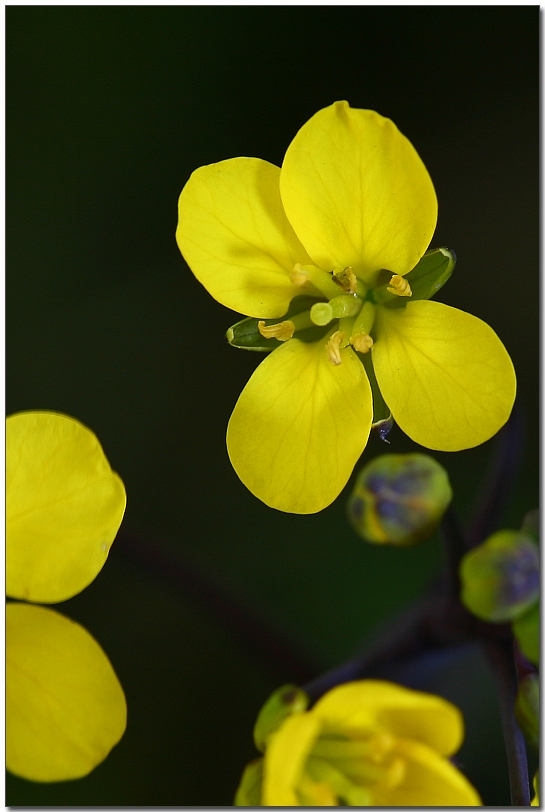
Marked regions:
[347,453,452,546]
[253,684,309,753]
[515,673,539,750]
[460,530,539,622]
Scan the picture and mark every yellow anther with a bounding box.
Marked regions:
[289,263,310,287]
[387,274,412,297]
[326,331,345,366]
[333,265,358,294]
[350,333,374,354]
[258,320,295,342]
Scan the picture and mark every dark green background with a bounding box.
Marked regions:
[7,7,538,806]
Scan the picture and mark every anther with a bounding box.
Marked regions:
[289,263,310,287]
[326,331,345,366]
[258,320,295,342]
[333,266,358,294]
[350,333,374,354]
[387,274,412,297]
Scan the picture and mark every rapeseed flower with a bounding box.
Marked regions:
[6,411,127,782]
[235,680,481,806]
[177,101,516,514]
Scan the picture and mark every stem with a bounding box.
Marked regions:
[466,405,524,549]
[482,638,530,805]
[113,529,320,684]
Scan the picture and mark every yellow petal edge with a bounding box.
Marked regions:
[6,603,127,782]
[7,411,127,603]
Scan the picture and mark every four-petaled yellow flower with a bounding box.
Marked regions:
[235,680,481,806]
[6,411,127,782]
[176,101,516,514]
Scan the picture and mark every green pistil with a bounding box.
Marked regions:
[310,294,363,326]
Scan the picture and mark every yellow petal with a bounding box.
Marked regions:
[262,712,321,806]
[376,737,481,806]
[373,301,516,451]
[312,681,464,756]
[7,411,126,603]
[226,338,373,514]
[280,102,437,284]
[176,157,313,318]
[6,603,126,782]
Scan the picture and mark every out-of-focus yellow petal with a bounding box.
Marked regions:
[376,737,481,806]
[177,158,313,319]
[6,603,126,782]
[280,102,437,284]
[227,339,373,514]
[7,411,126,603]
[312,681,463,756]
[373,301,516,451]
[262,712,321,806]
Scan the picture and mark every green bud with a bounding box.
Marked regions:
[515,673,539,749]
[226,295,327,351]
[373,247,456,307]
[460,531,539,622]
[347,453,452,546]
[253,684,309,753]
[234,758,264,806]
[521,509,539,544]
[513,602,540,666]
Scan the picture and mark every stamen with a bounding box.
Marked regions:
[350,333,374,354]
[289,263,310,287]
[258,320,295,342]
[333,266,358,294]
[387,274,412,297]
[326,331,345,365]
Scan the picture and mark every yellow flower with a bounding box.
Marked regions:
[6,411,127,782]
[235,680,481,806]
[177,101,516,514]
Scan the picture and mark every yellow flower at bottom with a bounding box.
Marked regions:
[6,411,127,782]
[177,101,516,514]
[235,680,481,806]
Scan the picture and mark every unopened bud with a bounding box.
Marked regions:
[460,530,539,622]
[347,453,452,546]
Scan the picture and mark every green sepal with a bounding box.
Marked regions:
[460,530,539,623]
[513,602,539,665]
[253,684,309,753]
[358,351,394,442]
[226,295,327,352]
[234,758,264,806]
[515,673,539,750]
[373,246,456,308]
[521,509,539,545]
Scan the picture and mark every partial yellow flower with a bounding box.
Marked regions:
[177,101,516,514]
[6,411,127,782]
[235,680,481,806]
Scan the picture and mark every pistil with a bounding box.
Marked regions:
[310,294,363,326]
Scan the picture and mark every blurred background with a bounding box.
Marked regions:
[7,7,538,805]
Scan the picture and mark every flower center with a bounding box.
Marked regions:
[297,732,406,806]
[261,264,411,365]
